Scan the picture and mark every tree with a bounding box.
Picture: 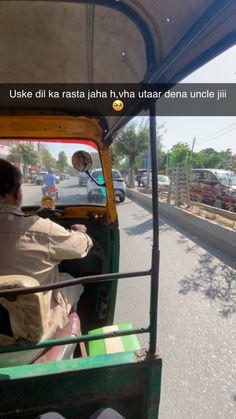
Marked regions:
[8,143,39,178]
[200,148,216,157]
[56,151,68,173]
[225,153,236,173]
[113,121,164,187]
[40,145,56,170]
[169,142,191,167]
[192,151,209,168]
[90,152,102,170]
[113,123,148,186]
[114,124,147,166]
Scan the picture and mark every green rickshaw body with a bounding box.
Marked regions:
[0,115,161,418]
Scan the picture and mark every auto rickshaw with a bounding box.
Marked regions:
[0,1,235,418]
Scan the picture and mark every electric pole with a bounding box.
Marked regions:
[190,137,196,160]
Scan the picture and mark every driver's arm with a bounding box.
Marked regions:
[48,221,93,262]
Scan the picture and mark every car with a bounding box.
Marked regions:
[112,169,126,202]
[141,173,170,191]
[158,175,170,191]
[35,171,60,185]
[87,169,126,203]
[136,169,147,186]
[26,172,37,183]
[35,171,47,185]
[78,172,89,186]
[190,168,236,211]
[61,173,71,180]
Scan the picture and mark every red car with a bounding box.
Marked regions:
[190,169,236,211]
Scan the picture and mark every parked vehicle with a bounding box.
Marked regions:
[35,171,47,185]
[190,169,236,211]
[87,169,126,203]
[35,171,60,185]
[78,172,89,186]
[141,173,170,191]
[26,171,37,183]
[112,169,126,202]
[158,175,170,191]
[136,169,147,186]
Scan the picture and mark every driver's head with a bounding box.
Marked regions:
[0,158,22,206]
[48,168,54,174]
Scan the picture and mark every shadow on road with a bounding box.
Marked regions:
[232,394,236,404]
[123,214,172,236]
[124,218,152,236]
[62,182,81,189]
[179,252,236,317]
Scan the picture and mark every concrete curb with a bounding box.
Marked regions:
[126,188,236,258]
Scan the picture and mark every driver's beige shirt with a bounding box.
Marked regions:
[0,204,92,344]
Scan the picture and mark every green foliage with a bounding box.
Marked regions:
[90,152,101,170]
[192,149,234,169]
[8,143,38,165]
[67,165,78,176]
[110,120,236,175]
[8,143,39,177]
[39,144,56,170]
[112,121,164,172]
[169,142,191,167]
[191,151,209,168]
[113,123,147,167]
[225,155,236,172]
[56,151,68,173]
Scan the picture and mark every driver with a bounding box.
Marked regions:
[0,159,93,363]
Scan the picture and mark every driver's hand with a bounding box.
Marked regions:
[70,224,87,233]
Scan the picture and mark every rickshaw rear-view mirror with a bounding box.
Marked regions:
[72,150,92,172]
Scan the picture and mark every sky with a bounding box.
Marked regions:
[47,142,96,160]
[46,43,236,158]
[156,44,236,153]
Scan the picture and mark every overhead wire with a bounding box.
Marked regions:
[183,122,236,149]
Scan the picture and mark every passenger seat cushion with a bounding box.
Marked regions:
[0,275,47,343]
[88,323,141,356]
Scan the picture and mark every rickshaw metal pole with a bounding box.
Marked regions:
[149,102,160,356]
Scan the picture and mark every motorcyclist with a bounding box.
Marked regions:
[42,169,58,198]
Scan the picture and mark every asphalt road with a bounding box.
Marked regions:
[115,198,236,419]
[22,177,88,206]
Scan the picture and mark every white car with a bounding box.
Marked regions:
[35,171,47,185]
[87,169,126,203]
[141,173,170,191]
[78,172,89,186]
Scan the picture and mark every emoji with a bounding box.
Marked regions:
[112,100,124,111]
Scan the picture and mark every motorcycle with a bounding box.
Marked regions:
[41,184,58,201]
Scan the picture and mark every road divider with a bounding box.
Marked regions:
[126,188,236,258]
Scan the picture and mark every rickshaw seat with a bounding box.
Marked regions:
[0,275,87,364]
[88,323,140,356]
[0,275,47,345]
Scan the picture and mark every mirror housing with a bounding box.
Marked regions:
[72,151,92,172]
